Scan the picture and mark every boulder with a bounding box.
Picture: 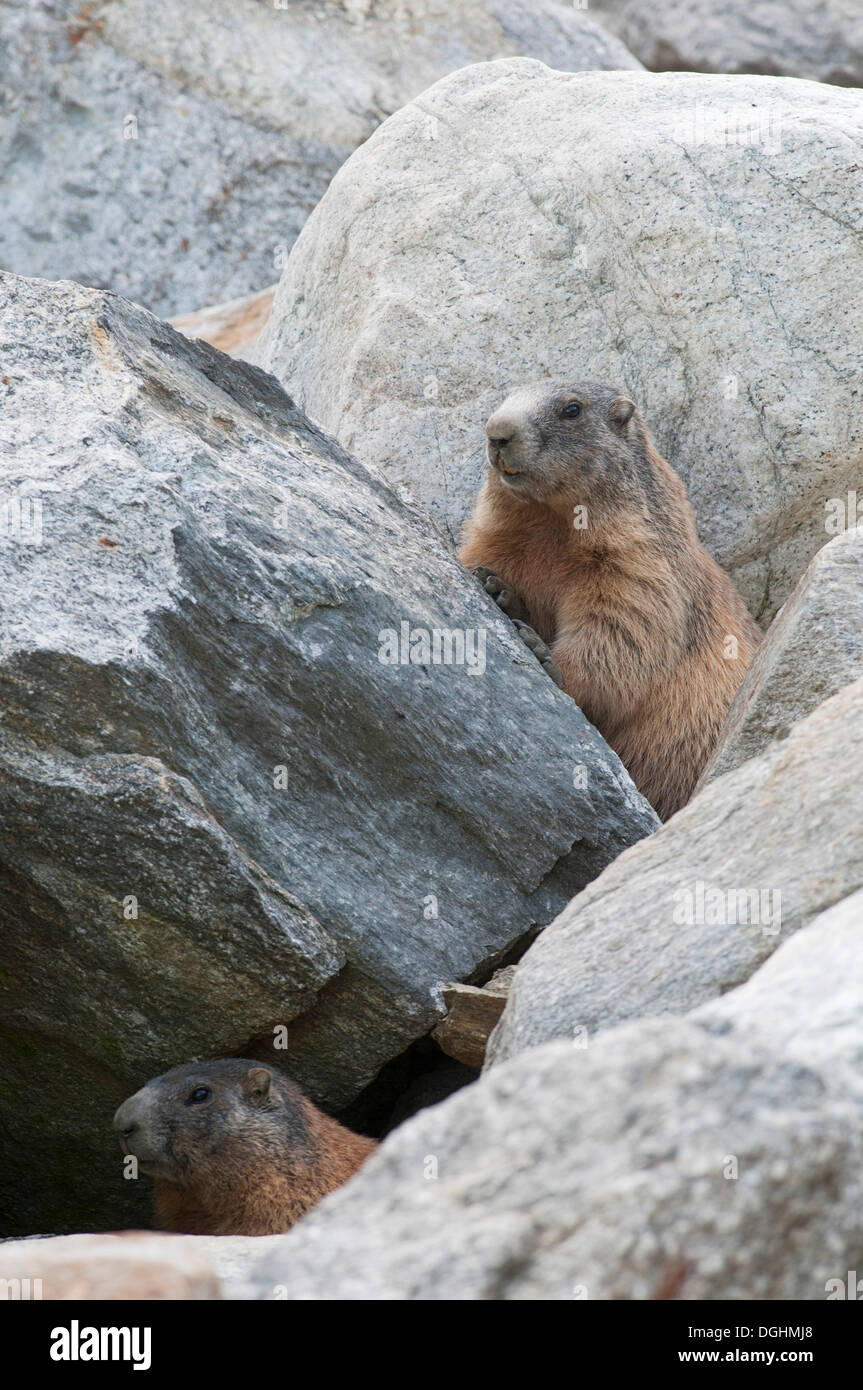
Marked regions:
[702,526,863,783]
[0,271,657,1235]
[260,61,863,621]
[0,1,639,317]
[487,677,863,1066]
[589,0,863,87]
[247,886,863,1299]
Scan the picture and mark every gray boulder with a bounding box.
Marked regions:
[702,526,863,784]
[590,0,863,87]
[260,61,863,621]
[0,271,656,1235]
[247,886,863,1299]
[488,677,863,1066]
[0,0,639,317]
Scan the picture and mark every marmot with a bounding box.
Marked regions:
[113,1059,377,1236]
[459,379,761,820]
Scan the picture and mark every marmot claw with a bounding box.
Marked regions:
[472,566,563,685]
[472,565,532,624]
[512,619,565,688]
[472,565,517,613]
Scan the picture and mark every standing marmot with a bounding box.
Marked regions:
[460,379,761,820]
[113,1059,377,1236]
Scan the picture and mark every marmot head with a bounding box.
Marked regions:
[485,379,644,509]
[113,1059,312,1187]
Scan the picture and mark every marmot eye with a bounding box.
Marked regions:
[562,402,582,418]
[186,1086,211,1105]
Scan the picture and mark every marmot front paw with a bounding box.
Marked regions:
[512,619,565,689]
[472,566,531,623]
[472,567,564,687]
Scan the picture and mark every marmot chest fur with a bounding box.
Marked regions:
[114,1059,377,1236]
[460,379,761,820]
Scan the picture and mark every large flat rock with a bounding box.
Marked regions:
[261,62,863,621]
[0,272,656,1234]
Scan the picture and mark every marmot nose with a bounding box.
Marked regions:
[113,1097,142,1139]
[486,408,518,448]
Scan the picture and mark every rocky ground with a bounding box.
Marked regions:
[1,0,861,1300]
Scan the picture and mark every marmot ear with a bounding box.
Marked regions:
[245,1067,272,1104]
[609,397,636,427]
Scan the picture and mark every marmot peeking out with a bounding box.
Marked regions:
[460,379,761,820]
[113,1059,377,1236]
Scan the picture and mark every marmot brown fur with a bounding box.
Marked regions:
[460,379,761,820]
[113,1059,377,1236]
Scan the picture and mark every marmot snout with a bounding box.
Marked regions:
[114,1059,377,1236]
[485,380,639,507]
[462,379,761,819]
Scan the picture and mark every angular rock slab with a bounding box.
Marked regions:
[488,677,863,1066]
[0,272,656,1234]
[0,0,639,317]
[431,968,514,1068]
[590,0,863,87]
[702,526,863,783]
[248,887,863,1299]
[261,62,863,620]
